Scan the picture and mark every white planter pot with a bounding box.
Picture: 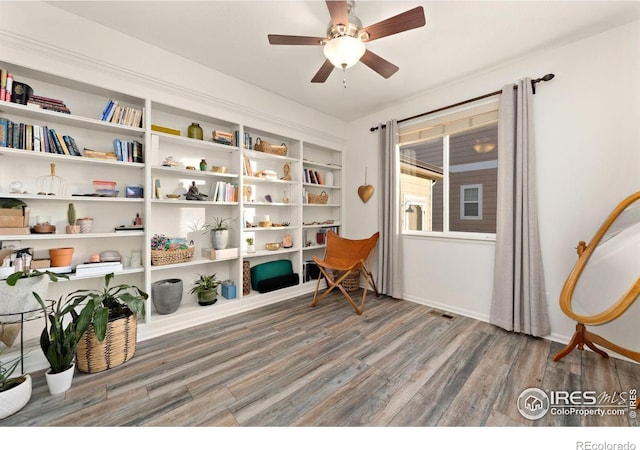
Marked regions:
[0,276,50,321]
[45,363,75,395]
[210,229,229,250]
[0,374,32,419]
[247,244,256,253]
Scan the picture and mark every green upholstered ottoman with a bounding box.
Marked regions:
[250,259,299,293]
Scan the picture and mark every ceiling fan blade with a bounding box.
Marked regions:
[360,50,399,79]
[360,6,426,42]
[268,35,326,45]
[326,0,348,27]
[311,59,335,83]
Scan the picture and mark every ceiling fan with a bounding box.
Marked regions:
[267,1,426,84]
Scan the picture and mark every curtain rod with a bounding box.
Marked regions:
[369,73,555,132]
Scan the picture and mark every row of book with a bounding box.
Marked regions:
[242,156,258,176]
[303,168,324,185]
[211,181,238,203]
[0,118,81,156]
[100,99,143,128]
[113,138,144,163]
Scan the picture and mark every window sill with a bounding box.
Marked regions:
[402,231,496,244]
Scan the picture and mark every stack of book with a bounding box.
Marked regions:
[212,130,233,145]
[100,99,143,128]
[82,148,118,160]
[74,261,123,278]
[27,94,71,114]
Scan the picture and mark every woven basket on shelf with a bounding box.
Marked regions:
[308,191,328,204]
[76,312,137,373]
[151,247,194,266]
[254,138,288,156]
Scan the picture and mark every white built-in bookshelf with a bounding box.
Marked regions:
[0,60,343,343]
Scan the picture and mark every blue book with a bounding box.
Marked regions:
[100,99,114,121]
[0,118,8,147]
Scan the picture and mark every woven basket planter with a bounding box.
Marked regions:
[76,311,137,373]
[254,138,287,156]
[151,247,194,266]
[308,191,328,204]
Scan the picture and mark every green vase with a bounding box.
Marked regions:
[188,123,203,140]
[199,159,207,171]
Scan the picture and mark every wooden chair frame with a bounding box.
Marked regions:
[310,231,380,315]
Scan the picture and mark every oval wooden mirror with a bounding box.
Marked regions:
[553,191,640,363]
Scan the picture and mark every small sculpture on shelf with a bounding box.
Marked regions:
[185,181,208,201]
[281,162,292,181]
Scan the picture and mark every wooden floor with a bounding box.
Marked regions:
[2,290,638,427]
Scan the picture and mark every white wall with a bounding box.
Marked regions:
[345,20,640,360]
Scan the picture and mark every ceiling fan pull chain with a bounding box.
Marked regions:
[342,65,347,88]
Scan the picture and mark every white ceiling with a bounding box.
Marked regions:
[49,1,640,122]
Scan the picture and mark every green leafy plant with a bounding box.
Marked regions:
[246,237,254,245]
[5,269,66,286]
[189,273,222,296]
[0,350,23,392]
[34,291,95,374]
[201,217,235,232]
[64,273,148,342]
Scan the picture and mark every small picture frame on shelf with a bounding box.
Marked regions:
[125,185,144,198]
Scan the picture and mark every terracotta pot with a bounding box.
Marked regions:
[49,247,74,267]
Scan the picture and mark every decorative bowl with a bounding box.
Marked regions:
[265,242,281,251]
[166,194,180,200]
[211,166,228,173]
[259,221,272,228]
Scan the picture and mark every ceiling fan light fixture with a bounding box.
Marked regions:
[323,35,366,69]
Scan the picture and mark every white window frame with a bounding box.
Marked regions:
[460,184,483,220]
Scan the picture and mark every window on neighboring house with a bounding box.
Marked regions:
[398,100,498,238]
[460,184,482,220]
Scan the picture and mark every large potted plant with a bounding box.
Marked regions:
[67,273,148,373]
[202,217,235,250]
[34,291,94,395]
[1,269,65,347]
[189,273,222,306]
[0,350,31,418]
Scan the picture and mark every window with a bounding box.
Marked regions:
[399,100,498,237]
[460,184,482,220]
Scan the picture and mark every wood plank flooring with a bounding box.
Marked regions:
[2,291,639,427]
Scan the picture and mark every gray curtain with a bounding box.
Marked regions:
[377,120,402,298]
[490,79,550,337]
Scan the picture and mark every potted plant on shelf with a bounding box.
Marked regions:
[34,291,94,395]
[246,237,256,253]
[202,217,235,250]
[66,203,80,234]
[66,273,148,374]
[189,273,222,306]
[0,349,31,418]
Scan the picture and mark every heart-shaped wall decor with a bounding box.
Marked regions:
[358,185,374,203]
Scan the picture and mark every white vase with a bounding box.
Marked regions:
[0,374,32,419]
[211,229,229,250]
[247,244,256,253]
[324,171,334,186]
[45,363,75,395]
